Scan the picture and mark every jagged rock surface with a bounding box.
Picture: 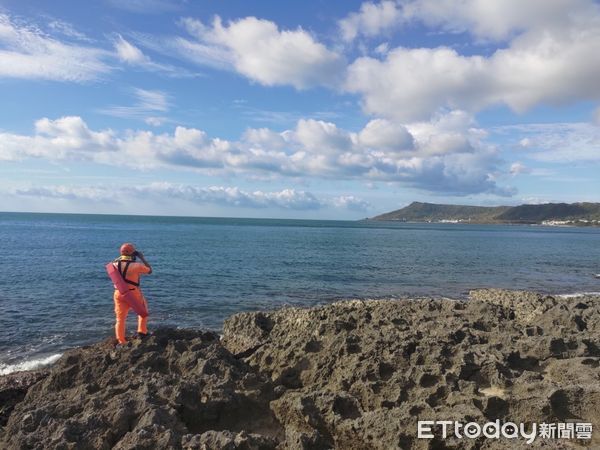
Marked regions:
[1,329,283,449]
[1,290,599,449]
[0,370,48,428]
[222,289,600,449]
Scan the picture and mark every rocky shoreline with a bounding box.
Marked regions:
[1,289,599,449]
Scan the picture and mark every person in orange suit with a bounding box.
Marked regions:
[113,243,152,344]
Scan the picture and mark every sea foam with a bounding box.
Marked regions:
[557,292,600,299]
[0,353,62,376]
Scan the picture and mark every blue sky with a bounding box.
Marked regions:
[1,0,599,219]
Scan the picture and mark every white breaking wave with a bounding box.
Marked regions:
[0,353,62,376]
[557,292,600,299]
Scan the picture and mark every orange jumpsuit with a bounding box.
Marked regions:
[113,260,151,344]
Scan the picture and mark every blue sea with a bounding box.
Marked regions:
[1,212,599,374]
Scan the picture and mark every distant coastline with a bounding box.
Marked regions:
[368,201,600,226]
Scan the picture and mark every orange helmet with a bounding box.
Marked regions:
[120,242,136,256]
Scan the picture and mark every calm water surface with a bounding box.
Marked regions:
[1,212,599,372]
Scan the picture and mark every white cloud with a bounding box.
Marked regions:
[0,116,116,161]
[175,16,345,89]
[112,34,194,77]
[406,110,480,156]
[133,88,170,111]
[391,151,513,196]
[374,42,389,55]
[99,88,171,121]
[340,0,597,43]
[0,14,111,82]
[346,47,483,120]
[294,119,353,154]
[144,116,167,127]
[358,118,414,152]
[494,122,600,162]
[400,0,594,42]
[338,1,403,42]
[0,113,512,196]
[0,117,116,162]
[343,1,600,121]
[138,184,325,210]
[47,20,93,42]
[332,195,371,211]
[242,127,288,150]
[114,34,148,64]
[13,185,116,202]
[509,162,530,175]
[519,138,533,148]
[12,183,370,211]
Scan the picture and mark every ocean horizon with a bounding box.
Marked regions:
[1,211,599,375]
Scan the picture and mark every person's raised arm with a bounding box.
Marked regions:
[136,251,152,274]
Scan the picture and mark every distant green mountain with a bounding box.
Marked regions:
[495,203,600,222]
[370,201,600,225]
